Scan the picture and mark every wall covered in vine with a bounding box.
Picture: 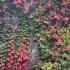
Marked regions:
[0,0,70,70]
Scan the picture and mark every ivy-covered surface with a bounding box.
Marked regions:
[0,0,70,70]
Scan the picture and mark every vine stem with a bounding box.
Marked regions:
[27,18,38,70]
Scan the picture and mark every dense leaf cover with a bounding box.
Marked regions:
[0,0,70,70]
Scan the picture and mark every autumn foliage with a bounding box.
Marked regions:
[0,0,70,70]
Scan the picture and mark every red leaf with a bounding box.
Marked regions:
[65,45,70,50]
[23,3,30,13]
[50,26,57,33]
[17,57,22,62]
[6,63,12,69]
[23,50,28,54]
[13,0,23,4]
[57,48,61,52]
[22,61,28,70]
[6,57,10,61]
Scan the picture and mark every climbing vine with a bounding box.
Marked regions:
[0,0,70,70]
